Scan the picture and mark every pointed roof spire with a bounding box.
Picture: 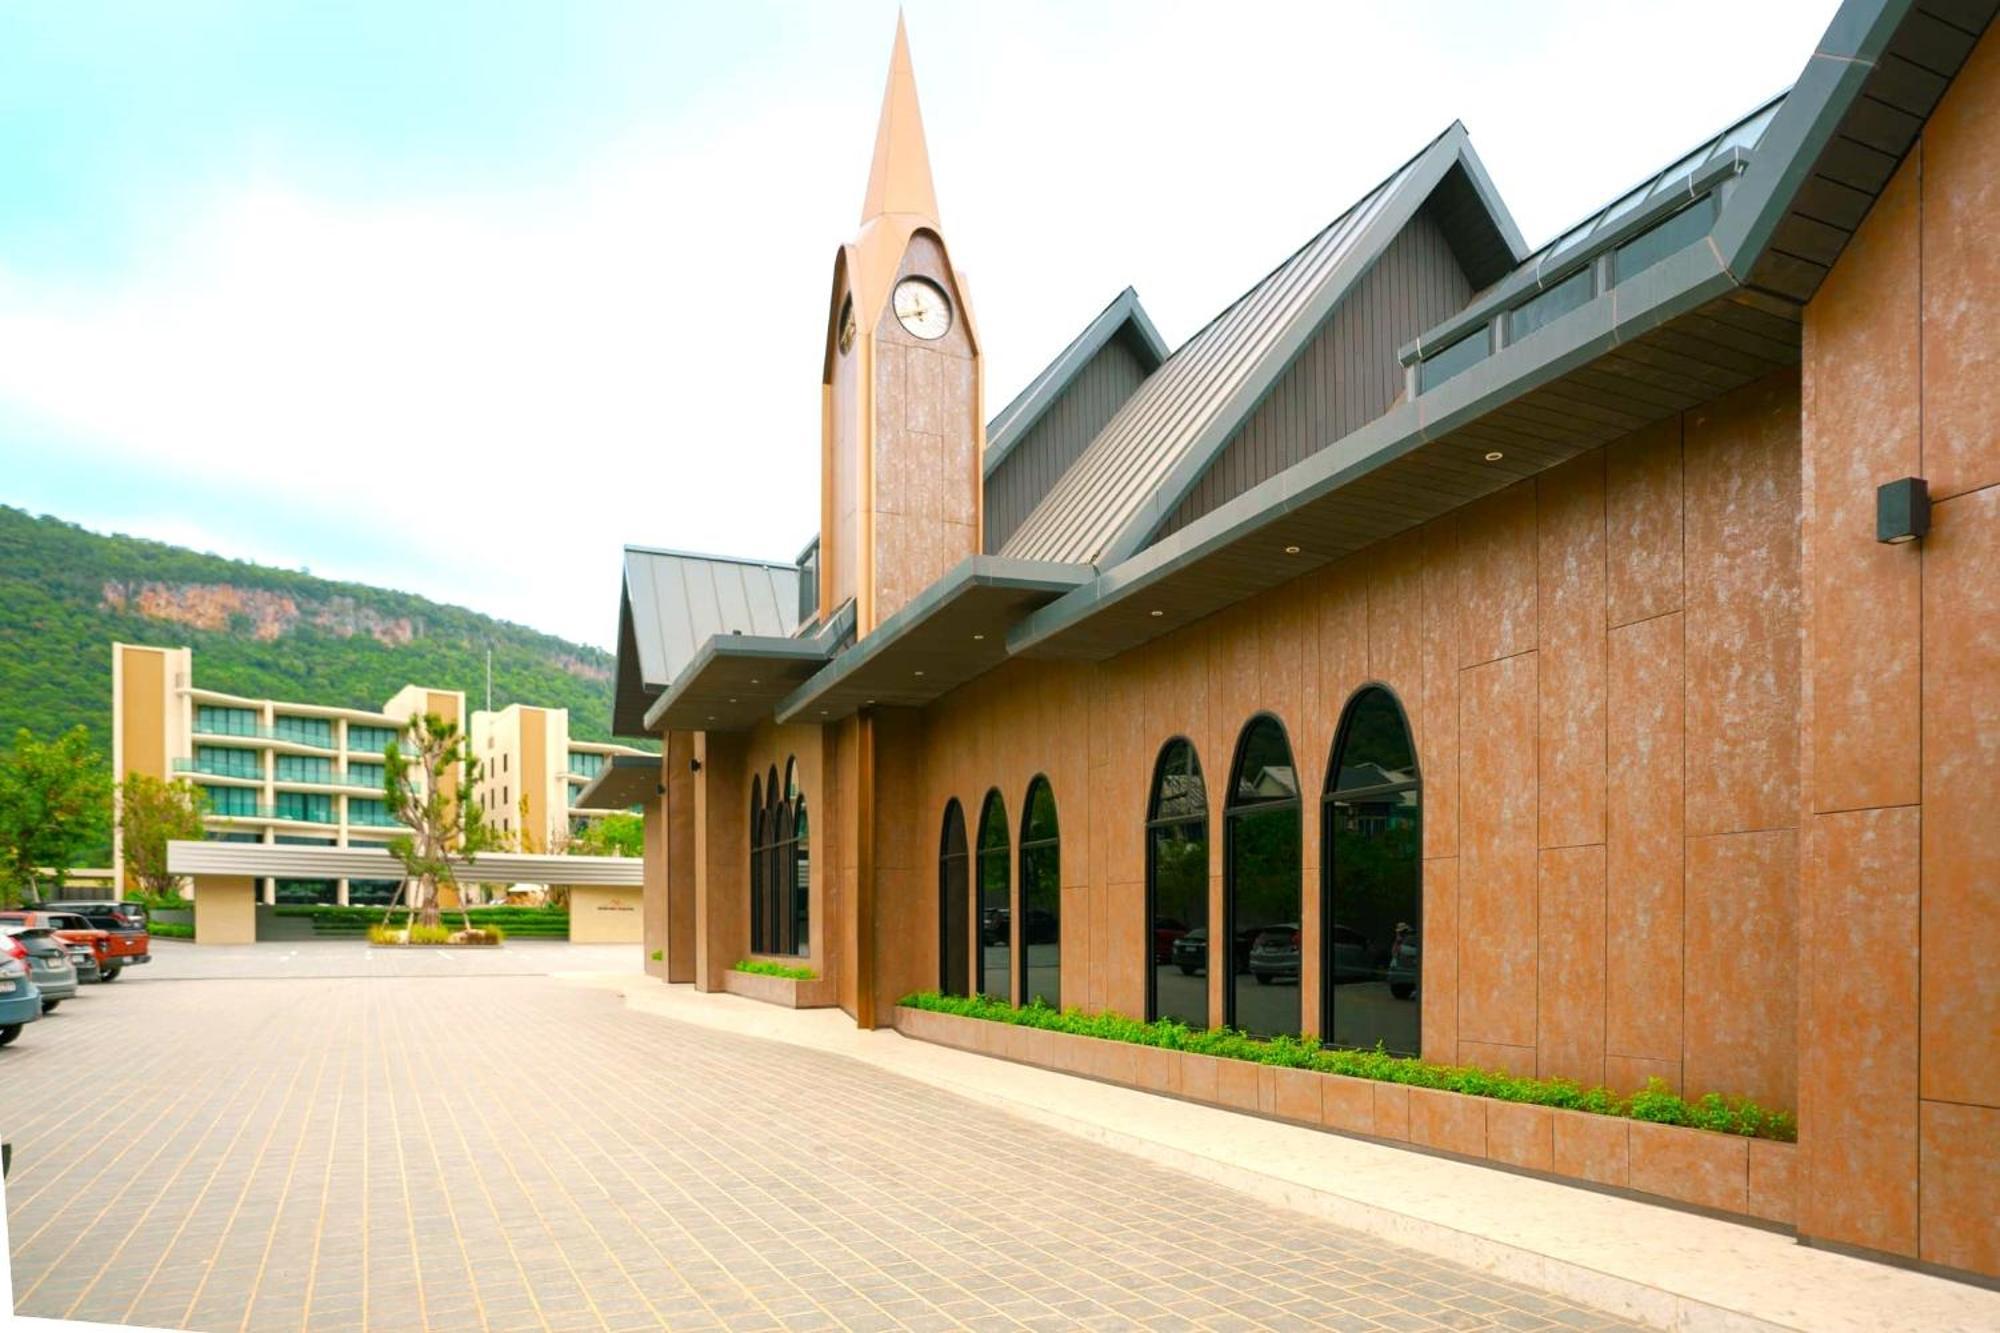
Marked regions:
[859,12,940,227]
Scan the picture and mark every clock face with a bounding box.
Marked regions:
[892,277,951,340]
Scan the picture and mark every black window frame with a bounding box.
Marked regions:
[975,789,1011,1003]
[1016,775,1061,1009]
[1145,737,1209,1027]
[938,799,970,996]
[1222,713,1302,1036]
[1319,684,1423,1058]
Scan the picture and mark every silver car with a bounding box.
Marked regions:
[2,927,77,1011]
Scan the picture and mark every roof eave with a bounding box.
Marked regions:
[982,287,1169,478]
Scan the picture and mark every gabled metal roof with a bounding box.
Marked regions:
[983,286,1168,478]
[996,122,1526,569]
[612,547,801,736]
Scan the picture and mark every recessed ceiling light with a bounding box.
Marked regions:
[972,633,984,641]
[913,669,925,677]
[1484,450,1504,462]
[1150,609,1165,618]
[750,678,760,686]
[727,698,737,704]
[865,699,876,705]
[1284,545,1301,555]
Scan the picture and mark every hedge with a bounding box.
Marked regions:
[148,921,194,939]
[899,991,1796,1142]
[733,959,818,981]
[276,905,569,937]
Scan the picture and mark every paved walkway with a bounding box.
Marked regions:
[2,941,1644,1332]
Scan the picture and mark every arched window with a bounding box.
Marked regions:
[1323,686,1421,1056]
[1146,739,1208,1027]
[787,759,810,957]
[1225,715,1301,1036]
[1018,777,1061,1008]
[975,790,1011,1002]
[748,774,765,953]
[938,800,970,995]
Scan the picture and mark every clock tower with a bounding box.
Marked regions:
[820,16,983,637]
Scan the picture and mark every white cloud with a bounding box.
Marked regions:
[0,0,1835,648]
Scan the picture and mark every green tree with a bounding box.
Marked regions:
[383,713,496,931]
[0,726,112,906]
[568,812,643,858]
[117,774,209,901]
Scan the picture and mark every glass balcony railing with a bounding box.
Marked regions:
[347,809,406,829]
[190,721,338,750]
[269,769,387,790]
[173,758,262,781]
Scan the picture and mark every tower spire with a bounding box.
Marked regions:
[859,12,940,227]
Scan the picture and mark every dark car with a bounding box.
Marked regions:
[1248,924,1302,985]
[1326,924,1373,985]
[979,906,1009,946]
[54,902,150,979]
[1170,925,1264,976]
[0,935,44,1045]
[1151,918,1189,965]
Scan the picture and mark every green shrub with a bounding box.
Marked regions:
[148,921,193,939]
[898,991,1797,1143]
[650,949,663,962]
[734,959,817,981]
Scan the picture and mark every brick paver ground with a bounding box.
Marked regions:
[2,942,1647,1332]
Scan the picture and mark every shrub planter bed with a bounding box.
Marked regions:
[368,924,504,947]
[724,961,836,1009]
[894,998,1797,1227]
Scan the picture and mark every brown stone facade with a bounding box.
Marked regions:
[639,17,1999,1287]
[1796,31,2000,1277]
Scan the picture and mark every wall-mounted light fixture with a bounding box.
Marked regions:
[1877,477,1930,544]
[689,757,703,773]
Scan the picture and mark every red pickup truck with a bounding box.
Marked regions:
[11,902,151,980]
[0,909,114,979]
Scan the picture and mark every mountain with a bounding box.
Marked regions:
[0,504,646,760]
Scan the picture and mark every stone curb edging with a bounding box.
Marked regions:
[893,1006,1796,1226]
[723,967,838,1008]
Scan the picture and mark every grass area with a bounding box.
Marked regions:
[900,991,1796,1142]
[733,959,818,981]
[148,921,193,939]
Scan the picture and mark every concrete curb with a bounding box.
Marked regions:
[563,972,2000,1333]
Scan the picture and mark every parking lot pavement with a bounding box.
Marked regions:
[2,942,1646,1332]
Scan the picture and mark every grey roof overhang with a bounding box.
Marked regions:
[983,287,1169,478]
[573,755,663,810]
[1008,236,1784,661]
[776,556,1091,723]
[643,631,833,733]
[613,545,802,737]
[1713,0,1992,302]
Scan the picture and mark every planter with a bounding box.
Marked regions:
[892,1006,1797,1227]
[724,967,836,1009]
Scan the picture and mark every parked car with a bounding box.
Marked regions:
[0,910,112,981]
[1326,924,1374,985]
[1171,924,1264,976]
[51,901,151,979]
[1151,918,1189,965]
[1248,924,1302,985]
[0,936,43,1045]
[979,906,1009,946]
[1386,929,1419,1000]
[1,927,77,1011]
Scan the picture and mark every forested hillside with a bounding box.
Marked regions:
[0,504,642,756]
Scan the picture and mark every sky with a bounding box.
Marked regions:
[0,0,1839,650]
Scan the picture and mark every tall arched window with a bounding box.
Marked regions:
[788,760,810,956]
[1323,686,1421,1055]
[938,800,970,996]
[1018,777,1060,1008]
[1146,739,1208,1027]
[1225,715,1301,1036]
[749,774,765,952]
[976,790,1011,1002]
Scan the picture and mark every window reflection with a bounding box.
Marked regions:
[1018,778,1061,1008]
[1147,739,1208,1028]
[939,801,970,995]
[1323,687,1422,1057]
[976,790,1011,1002]
[1226,716,1301,1037]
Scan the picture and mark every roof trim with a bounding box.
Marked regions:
[1095,125,1525,567]
[573,754,663,811]
[642,630,835,732]
[1008,236,1740,661]
[982,287,1169,478]
[775,555,1091,724]
[165,840,644,887]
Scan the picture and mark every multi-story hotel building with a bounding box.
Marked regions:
[469,702,649,853]
[112,643,643,905]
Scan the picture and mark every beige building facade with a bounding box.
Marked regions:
[469,703,648,854]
